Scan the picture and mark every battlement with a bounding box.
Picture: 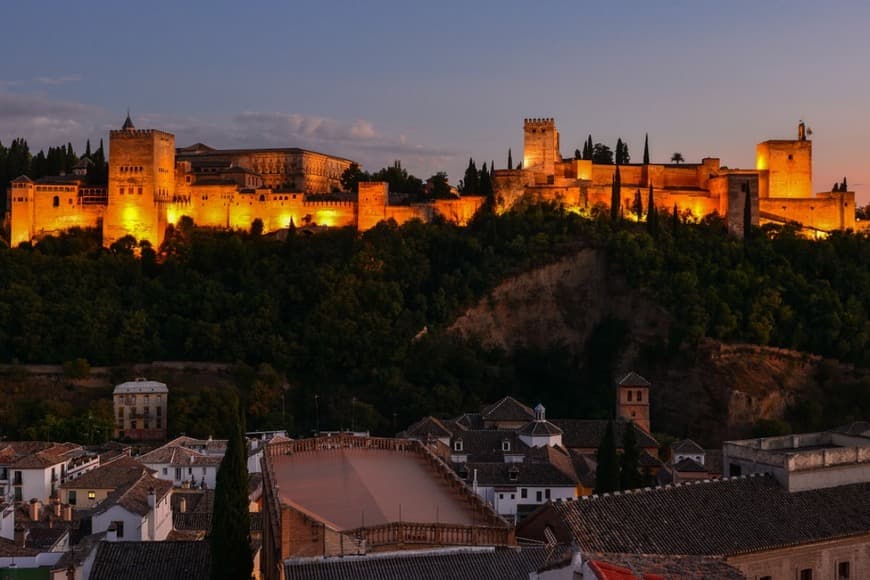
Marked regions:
[302,199,355,209]
[524,117,555,126]
[110,129,156,137]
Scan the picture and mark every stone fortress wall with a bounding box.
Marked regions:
[495,118,856,237]
[7,117,484,248]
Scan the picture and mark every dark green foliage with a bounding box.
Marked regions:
[743,182,752,241]
[671,152,684,164]
[428,172,454,199]
[646,183,657,236]
[841,176,848,191]
[610,166,621,221]
[462,158,479,195]
[210,402,252,580]
[340,162,365,192]
[632,189,643,221]
[833,182,840,192]
[585,135,593,160]
[479,162,493,204]
[619,421,643,490]
[643,133,650,165]
[592,143,614,165]
[615,138,630,165]
[250,219,264,237]
[594,421,619,494]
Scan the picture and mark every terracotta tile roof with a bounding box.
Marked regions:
[617,372,651,387]
[529,475,870,556]
[95,473,172,517]
[453,430,528,461]
[401,416,454,439]
[61,456,151,490]
[671,439,704,454]
[586,552,744,579]
[137,445,222,466]
[25,526,68,550]
[0,538,40,557]
[552,419,659,450]
[284,545,572,580]
[481,396,536,423]
[672,458,707,473]
[89,541,210,580]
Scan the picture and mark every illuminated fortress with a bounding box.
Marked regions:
[6,115,858,247]
[7,115,484,248]
[493,118,856,236]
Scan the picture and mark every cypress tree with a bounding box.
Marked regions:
[594,421,620,494]
[643,133,650,165]
[841,176,848,191]
[507,148,512,171]
[615,138,624,165]
[210,404,252,580]
[479,162,493,207]
[85,139,91,158]
[585,135,593,160]
[463,158,479,195]
[743,181,752,241]
[632,189,643,221]
[646,182,657,236]
[610,166,621,221]
[619,421,643,490]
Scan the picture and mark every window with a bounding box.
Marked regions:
[498,493,503,500]
[545,489,551,499]
[509,470,518,482]
[453,439,463,452]
[68,490,77,505]
[536,491,542,502]
[799,569,812,580]
[53,195,60,207]
[627,390,633,402]
[637,390,643,402]
[502,440,511,452]
[838,562,850,579]
[510,494,515,500]
[175,468,182,480]
[162,468,168,475]
[112,521,124,538]
[156,406,162,416]
[131,420,137,430]
[88,491,96,500]
[156,418,162,429]
[521,488,527,499]
[14,487,22,501]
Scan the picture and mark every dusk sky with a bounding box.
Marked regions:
[3,0,869,204]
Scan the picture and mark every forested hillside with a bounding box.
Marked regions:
[0,204,867,442]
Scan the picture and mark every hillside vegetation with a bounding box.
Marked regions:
[0,204,867,442]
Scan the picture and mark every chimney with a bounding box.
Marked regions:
[29,498,40,521]
[14,522,26,547]
[53,498,62,517]
[106,523,117,542]
[63,505,73,522]
[179,497,187,513]
[147,487,156,509]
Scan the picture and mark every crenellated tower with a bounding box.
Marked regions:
[522,118,559,179]
[8,175,35,247]
[103,114,175,248]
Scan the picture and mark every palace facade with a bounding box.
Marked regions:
[7,115,484,248]
[493,118,857,236]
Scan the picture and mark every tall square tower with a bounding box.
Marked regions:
[103,115,175,247]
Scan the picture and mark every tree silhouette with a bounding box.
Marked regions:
[670,152,684,164]
[642,133,650,165]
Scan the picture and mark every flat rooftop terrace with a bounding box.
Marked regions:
[271,447,478,530]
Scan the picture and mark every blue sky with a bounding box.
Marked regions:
[2,0,868,204]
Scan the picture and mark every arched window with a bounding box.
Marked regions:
[259,194,266,202]
[52,195,60,207]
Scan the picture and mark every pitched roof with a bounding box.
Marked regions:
[122,114,135,130]
[481,396,536,423]
[113,378,167,394]
[401,416,454,439]
[94,473,172,517]
[137,444,222,466]
[585,552,744,580]
[457,459,577,487]
[617,372,651,387]
[452,430,528,461]
[89,541,209,580]
[61,456,151,490]
[672,457,707,473]
[518,420,563,436]
[551,419,659,450]
[528,475,870,556]
[284,545,572,580]
[671,439,705,454]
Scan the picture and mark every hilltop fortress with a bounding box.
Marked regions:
[6,115,858,247]
[7,115,483,248]
[493,118,856,236]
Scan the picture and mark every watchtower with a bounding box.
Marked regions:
[617,372,651,433]
[357,181,388,230]
[103,114,175,247]
[522,118,560,178]
[755,121,812,199]
[8,175,35,247]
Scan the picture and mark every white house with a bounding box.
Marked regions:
[1,443,85,504]
[671,439,706,466]
[137,436,224,489]
[91,474,172,542]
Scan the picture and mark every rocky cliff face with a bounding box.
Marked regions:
[448,249,865,445]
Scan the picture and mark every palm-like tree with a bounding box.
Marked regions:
[671,152,684,164]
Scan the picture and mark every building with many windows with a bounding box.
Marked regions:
[113,378,168,441]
